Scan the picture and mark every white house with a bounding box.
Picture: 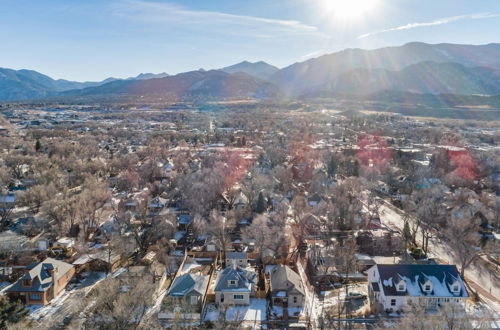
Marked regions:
[368,264,468,312]
[214,265,256,305]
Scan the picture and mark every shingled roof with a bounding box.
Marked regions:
[270,264,305,296]
[214,265,256,292]
[168,273,209,297]
[375,264,468,298]
[7,257,73,293]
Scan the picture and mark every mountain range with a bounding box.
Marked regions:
[1,42,500,102]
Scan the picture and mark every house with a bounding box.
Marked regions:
[167,273,209,309]
[177,214,193,230]
[72,249,122,273]
[307,194,323,207]
[148,196,167,212]
[269,265,305,308]
[159,257,213,320]
[225,251,248,268]
[214,265,257,305]
[6,257,75,305]
[356,229,403,256]
[368,264,468,313]
[306,245,342,289]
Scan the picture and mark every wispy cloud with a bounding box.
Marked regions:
[114,0,328,38]
[300,50,324,59]
[358,12,499,39]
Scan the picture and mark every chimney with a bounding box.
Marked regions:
[50,266,58,296]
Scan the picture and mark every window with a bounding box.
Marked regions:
[398,285,404,291]
[228,280,237,286]
[23,280,31,287]
[452,285,459,292]
[425,284,431,291]
[293,296,298,303]
[234,294,244,300]
[391,299,396,306]
[239,259,243,263]
[190,296,198,305]
[30,293,41,301]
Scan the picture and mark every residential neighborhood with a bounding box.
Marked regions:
[0,101,498,329]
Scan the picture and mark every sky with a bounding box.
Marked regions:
[1,0,499,81]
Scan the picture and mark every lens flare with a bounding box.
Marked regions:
[322,0,379,19]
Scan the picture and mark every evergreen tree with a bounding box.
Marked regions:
[255,191,266,214]
[0,297,28,328]
[35,139,41,153]
[327,155,337,178]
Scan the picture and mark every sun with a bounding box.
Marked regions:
[322,0,379,19]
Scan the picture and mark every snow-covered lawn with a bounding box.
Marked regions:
[203,299,267,327]
[203,303,220,322]
[29,289,71,320]
[225,298,267,321]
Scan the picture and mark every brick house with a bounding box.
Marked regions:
[6,257,75,305]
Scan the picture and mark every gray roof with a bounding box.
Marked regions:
[7,257,73,293]
[226,252,247,260]
[214,266,256,292]
[0,230,29,250]
[375,264,468,298]
[270,265,305,296]
[168,273,209,297]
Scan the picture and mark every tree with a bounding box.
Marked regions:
[76,179,111,239]
[0,296,28,328]
[35,139,41,153]
[255,191,266,214]
[82,276,155,329]
[326,154,338,179]
[207,210,234,256]
[446,215,482,278]
[384,300,493,330]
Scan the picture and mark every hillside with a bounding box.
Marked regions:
[62,70,282,101]
[221,61,279,80]
[272,42,500,95]
[302,61,500,97]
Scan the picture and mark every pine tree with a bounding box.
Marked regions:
[255,191,266,214]
[0,297,28,328]
[327,155,337,178]
[35,139,41,152]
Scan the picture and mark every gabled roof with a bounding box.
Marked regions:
[375,264,468,298]
[270,264,305,296]
[214,266,256,292]
[7,257,73,293]
[168,273,209,297]
[178,214,193,225]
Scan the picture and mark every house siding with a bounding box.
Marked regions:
[215,291,250,305]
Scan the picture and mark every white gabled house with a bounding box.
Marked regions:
[214,265,257,306]
[368,264,468,312]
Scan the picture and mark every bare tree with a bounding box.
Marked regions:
[82,276,155,329]
[445,215,482,278]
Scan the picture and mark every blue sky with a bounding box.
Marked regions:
[1,0,499,81]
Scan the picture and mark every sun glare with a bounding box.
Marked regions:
[322,0,379,19]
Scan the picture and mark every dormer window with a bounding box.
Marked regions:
[452,284,459,292]
[424,284,431,291]
[228,280,237,286]
[398,284,405,291]
[23,279,31,287]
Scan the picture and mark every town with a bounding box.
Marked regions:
[0,102,498,329]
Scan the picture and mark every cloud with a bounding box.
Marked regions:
[358,12,500,39]
[115,0,328,38]
[300,50,324,59]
